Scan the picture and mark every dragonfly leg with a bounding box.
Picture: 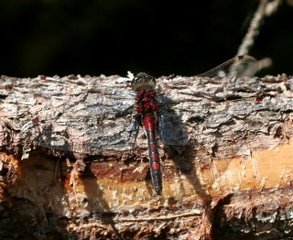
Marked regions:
[115,103,135,118]
[128,113,142,150]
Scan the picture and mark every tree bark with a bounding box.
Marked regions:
[0,73,292,239]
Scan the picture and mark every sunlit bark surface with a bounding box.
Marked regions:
[0,74,292,239]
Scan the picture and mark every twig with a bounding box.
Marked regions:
[237,0,283,56]
[114,209,202,222]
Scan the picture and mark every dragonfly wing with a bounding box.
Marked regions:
[158,109,189,146]
[29,115,96,155]
[197,55,258,79]
[26,113,134,156]
[158,55,259,147]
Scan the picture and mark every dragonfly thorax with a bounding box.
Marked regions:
[131,72,156,92]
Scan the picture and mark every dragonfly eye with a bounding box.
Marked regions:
[131,72,156,92]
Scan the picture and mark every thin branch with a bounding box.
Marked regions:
[237,0,283,56]
[114,209,202,222]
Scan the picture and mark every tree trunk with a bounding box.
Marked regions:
[0,73,292,239]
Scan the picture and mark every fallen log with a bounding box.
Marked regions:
[0,73,292,239]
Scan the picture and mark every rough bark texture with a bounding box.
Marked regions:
[0,73,292,239]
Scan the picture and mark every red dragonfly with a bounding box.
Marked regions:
[128,55,258,195]
[23,55,258,195]
[131,72,162,194]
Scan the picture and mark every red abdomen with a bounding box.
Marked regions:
[135,90,162,195]
[143,113,162,195]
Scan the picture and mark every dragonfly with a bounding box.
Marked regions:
[19,55,258,195]
[131,72,162,194]
[129,55,258,195]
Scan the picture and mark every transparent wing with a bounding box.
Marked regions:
[159,55,259,146]
[197,55,258,79]
[21,110,135,157]
[158,109,189,146]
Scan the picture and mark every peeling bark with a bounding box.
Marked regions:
[0,74,292,239]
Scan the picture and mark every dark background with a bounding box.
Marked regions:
[0,0,292,77]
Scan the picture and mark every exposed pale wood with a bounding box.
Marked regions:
[0,74,292,239]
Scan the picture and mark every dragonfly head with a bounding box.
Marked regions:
[131,72,156,92]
